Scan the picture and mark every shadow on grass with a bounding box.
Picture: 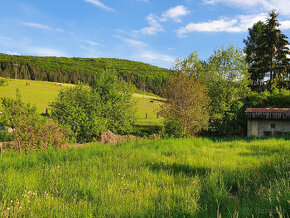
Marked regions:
[238,151,273,157]
[149,98,166,103]
[132,125,162,137]
[207,135,290,143]
[148,162,210,177]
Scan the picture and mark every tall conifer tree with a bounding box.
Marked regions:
[244,10,289,91]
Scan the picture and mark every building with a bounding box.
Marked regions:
[246,108,290,137]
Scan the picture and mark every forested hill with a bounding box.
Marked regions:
[0,53,173,95]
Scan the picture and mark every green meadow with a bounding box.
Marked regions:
[0,78,163,126]
[0,137,289,217]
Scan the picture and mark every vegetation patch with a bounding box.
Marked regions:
[0,137,288,217]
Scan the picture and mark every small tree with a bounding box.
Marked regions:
[50,71,135,143]
[161,73,210,137]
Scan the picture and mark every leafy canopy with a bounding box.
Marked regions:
[161,73,210,137]
[50,71,135,143]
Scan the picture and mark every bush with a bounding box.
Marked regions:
[0,78,8,86]
[163,120,182,138]
[0,131,13,142]
[0,93,67,153]
[50,72,135,143]
[50,85,106,143]
[246,88,290,108]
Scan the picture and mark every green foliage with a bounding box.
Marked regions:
[244,11,289,91]
[0,137,288,217]
[50,72,135,143]
[50,84,103,143]
[0,77,8,86]
[163,120,182,138]
[246,88,290,108]
[0,54,172,95]
[0,92,67,152]
[175,46,250,135]
[204,46,250,135]
[161,73,210,137]
[0,131,13,142]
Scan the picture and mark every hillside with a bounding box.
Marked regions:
[0,53,173,96]
[0,137,289,217]
[0,78,163,126]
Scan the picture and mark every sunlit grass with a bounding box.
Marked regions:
[0,78,163,125]
[0,137,289,217]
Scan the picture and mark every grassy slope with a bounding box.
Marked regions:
[0,137,289,217]
[0,78,163,126]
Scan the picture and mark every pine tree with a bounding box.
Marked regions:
[244,10,289,91]
[244,21,266,91]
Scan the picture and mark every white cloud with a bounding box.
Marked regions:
[176,13,290,37]
[82,40,99,46]
[4,50,21,55]
[84,0,115,12]
[116,36,175,66]
[161,5,190,23]
[134,5,189,35]
[21,22,64,32]
[0,35,12,40]
[281,20,290,29]
[136,0,149,3]
[203,0,290,17]
[135,14,164,35]
[116,36,148,48]
[28,47,65,57]
[140,51,175,63]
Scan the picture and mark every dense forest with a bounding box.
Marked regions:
[0,53,172,95]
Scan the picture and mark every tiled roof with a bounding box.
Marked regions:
[246,108,290,113]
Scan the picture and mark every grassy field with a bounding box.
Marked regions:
[0,78,163,126]
[0,137,289,217]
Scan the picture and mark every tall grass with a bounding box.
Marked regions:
[0,137,289,217]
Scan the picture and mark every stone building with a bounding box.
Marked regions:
[246,108,290,137]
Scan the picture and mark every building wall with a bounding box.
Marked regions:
[247,120,290,137]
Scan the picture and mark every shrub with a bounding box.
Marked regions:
[50,85,106,143]
[0,131,13,142]
[50,72,135,143]
[0,77,8,86]
[163,120,183,138]
[0,93,67,153]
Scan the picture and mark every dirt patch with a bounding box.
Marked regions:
[99,130,141,145]
[99,130,121,145]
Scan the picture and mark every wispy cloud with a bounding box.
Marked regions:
[21,22,64,32]
[281,20,290,29]
[134,14,164,35]
[203,0,290,17]
[134,5,190,35]
[115,36,148,48]
[177,13,283,37]
[140,51,175,63]
[4,50,21,55]
[136,0,149,3]
[0,35,12,40]
[160,5,190,23]
[84,0,115,12]
[28,47,65,57]
[116,36,175,66]
[82,40,99,46]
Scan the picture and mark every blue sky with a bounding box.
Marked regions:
[0,0,289,68]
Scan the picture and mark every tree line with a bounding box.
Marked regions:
[0,55,172,96]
